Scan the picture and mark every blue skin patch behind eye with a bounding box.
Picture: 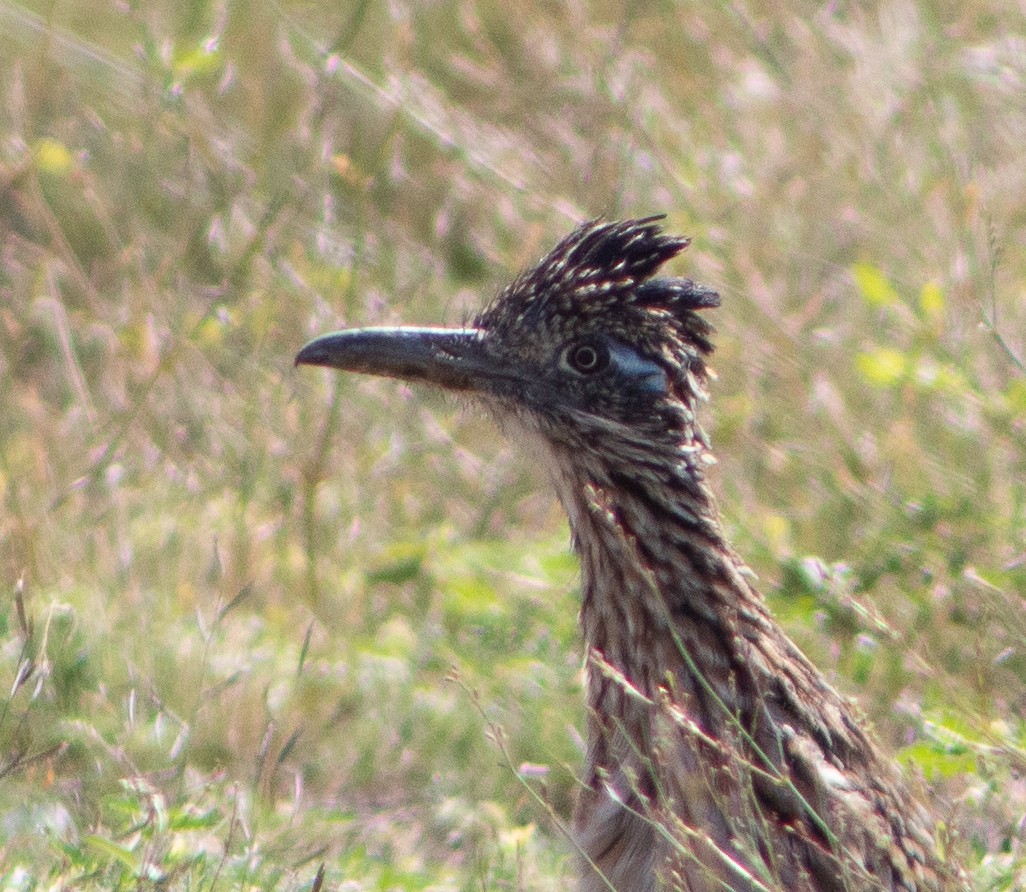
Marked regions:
[607,340,667,395]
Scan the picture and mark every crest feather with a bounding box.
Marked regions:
[477,217,718,353]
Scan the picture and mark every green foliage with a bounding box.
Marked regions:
[1,0,1025,888]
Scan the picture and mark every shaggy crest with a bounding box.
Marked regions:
[476,217,720,390]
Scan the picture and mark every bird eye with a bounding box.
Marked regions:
[566,341,609,375]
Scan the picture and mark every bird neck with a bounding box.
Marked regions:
[549,427,775,701]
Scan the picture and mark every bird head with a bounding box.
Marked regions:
[296,217,720,456]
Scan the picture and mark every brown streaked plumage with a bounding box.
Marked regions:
[296,217,969,891]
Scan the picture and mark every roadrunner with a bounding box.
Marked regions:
[297,218,968,891]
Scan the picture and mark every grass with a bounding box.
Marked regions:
[1,0,1025,888]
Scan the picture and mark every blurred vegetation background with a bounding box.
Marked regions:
[1,0,1024,888]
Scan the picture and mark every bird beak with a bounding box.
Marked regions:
[295,326,491,393]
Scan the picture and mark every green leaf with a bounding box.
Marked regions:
[914,358,968,395]
[1005,379,1026,417]
[856,347,908,386]
[852,263,899,308]
[82,834,138,869]
[918,281,945,321]
[168,808,220,831]
[898,741,977,779]
[366,555,423,586]
[172,39,223,82]
[444,576,502,621]
[33,138,74,176]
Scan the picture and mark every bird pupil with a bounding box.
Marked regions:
[574,345,598,371]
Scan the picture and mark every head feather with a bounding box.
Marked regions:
[477,217,720,369]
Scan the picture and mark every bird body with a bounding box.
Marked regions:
[297,218,969,891]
